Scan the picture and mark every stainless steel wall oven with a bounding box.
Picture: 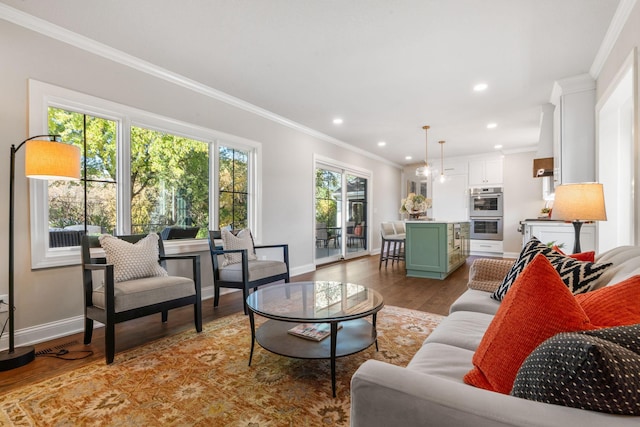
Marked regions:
[469,187,503,217]
[470,217,503,240]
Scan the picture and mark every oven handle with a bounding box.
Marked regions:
[472,194,502,199]
[471,217,503,220]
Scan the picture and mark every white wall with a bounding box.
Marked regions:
[0,20,402,344]
[596,0,640,247]
[502,151,546,256]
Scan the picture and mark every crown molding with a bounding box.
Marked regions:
[0,3,401,169]
[590,0,638,78]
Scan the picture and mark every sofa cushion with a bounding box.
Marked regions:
[575,275,640,327]
[449,289,501,316]
[491,237,611,301]
[98,233,168,283]
[464,254,596,394]
[592,245,640,290]
[425,311,494,351]
[512,324,640,415]
[407,342,475,383]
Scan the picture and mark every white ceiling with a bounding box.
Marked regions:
[1,0,622,165]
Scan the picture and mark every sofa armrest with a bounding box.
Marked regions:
[467,258,514,292]
[351,360,635,427]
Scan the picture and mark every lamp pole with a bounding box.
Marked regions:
[1,135,60,371]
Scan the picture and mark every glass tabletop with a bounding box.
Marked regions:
[246,281,384,323]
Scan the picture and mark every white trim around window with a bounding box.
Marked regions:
[28,79,261,269]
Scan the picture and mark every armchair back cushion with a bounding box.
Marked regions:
[221,229,257,266]
[98,233,168,282]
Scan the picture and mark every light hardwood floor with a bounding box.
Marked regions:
[0,254,477,393]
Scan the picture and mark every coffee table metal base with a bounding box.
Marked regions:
[248,315,378,397]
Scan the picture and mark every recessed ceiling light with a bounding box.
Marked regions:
[473,83,488,92]
[378,141,386,147]
[487,123,497,129]
[405,156,412,160]
[494,144,503,149]
[333,118,343,125]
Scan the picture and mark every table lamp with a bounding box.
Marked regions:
[0,135,80,371]
[551,183,607,254]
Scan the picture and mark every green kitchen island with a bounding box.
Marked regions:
[405,221,470,279]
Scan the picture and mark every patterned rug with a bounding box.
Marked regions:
[0,306,443,426]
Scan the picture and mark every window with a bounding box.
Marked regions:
[28,80,260,268]
[47,108,117,247]
[218,146,249,230]
[130,126,209,236]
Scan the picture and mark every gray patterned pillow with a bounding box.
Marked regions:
[98,234,168,282]
[221,229,257,266]
[512,324,640,415]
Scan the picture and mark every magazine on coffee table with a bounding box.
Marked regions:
[287,323,342,341]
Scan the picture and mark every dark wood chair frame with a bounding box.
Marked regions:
[208,231,290,314]
[81,234,203,364]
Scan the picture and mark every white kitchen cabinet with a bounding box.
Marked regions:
[550,74,596,185]
[432,174,468,222]
[470,239,503,255]
[469,157,503,187]
[522,221,595,254]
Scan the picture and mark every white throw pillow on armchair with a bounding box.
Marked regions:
[221,229,257,266]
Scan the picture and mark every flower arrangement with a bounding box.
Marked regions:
[400,193,432,218]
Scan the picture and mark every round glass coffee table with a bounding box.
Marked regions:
[246,281,384,397]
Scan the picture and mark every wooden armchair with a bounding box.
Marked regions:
[81,233,202,364]
[208,230,290,314]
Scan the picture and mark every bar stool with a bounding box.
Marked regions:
[379,222,406,269]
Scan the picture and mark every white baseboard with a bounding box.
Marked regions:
[0,285,220,352]
[0,314,87,351]
[290,263,316,277]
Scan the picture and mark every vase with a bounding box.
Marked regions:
[409,213,421,220]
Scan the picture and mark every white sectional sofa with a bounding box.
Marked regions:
[350,245,640,427]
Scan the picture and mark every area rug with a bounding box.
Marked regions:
[0,306,443,426]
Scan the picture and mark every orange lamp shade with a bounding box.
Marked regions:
[25,139,81,180]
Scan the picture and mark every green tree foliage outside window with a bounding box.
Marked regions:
[219,146,249,230]
[46,107,210,241]
[315,168,340,228]
[130,126,209,236]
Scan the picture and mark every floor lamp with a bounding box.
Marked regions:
[551,183,607,254]
[0,135,80,371]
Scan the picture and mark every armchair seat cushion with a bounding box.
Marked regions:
[93,276,195,313]
[219,259,288,283]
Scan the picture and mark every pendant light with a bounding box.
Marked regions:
[438,140,446,183]
[415,125,430,177]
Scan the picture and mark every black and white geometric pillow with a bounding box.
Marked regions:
[512,324,640,415]
[491,237,612,301]
[491,237,562,301]
[550,256,612,295]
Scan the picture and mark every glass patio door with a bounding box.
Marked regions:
[315,163,369,265]
[315,166,342,263]
[344,174,368,258]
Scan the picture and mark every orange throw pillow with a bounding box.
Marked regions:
[464,254,596,394]
[552,245,595,262]
[575,275,640,327]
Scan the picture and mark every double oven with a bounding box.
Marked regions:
[469,187,503,241]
